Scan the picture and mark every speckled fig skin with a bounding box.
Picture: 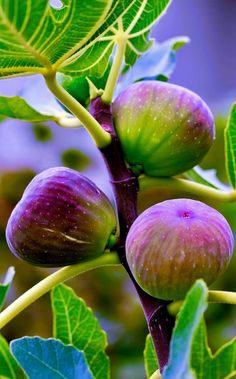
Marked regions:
[112,81,215,176]
[6,167,117,267]
[126,199,234,300]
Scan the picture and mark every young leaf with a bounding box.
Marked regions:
[0,335,27,378]
[191,320,236,379]
[0,267,15,311]
[144,334,158,378]
[225,103,236,188]
[163,280,208,379]
[10,337,92,379]
[0,96,58,122]
[51,284,109,379]
[118,36,189,94]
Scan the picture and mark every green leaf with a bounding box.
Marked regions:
[0,96,58,122]
[0,335,27,378]
[51,284,109,379]
[10,337,92,379]
[144,334,158,378]
[0,267,15,311]
[225,103,236,188]
[123,0,172,66]
[0,1,172,80]
[163,280,208,379]
[143,281,236,378]
[0,0,113,78]
[191,320,236,379]
[62,0,172,77]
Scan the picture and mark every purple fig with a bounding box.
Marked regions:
[6,167,117,267]
[112,81,215,176]
[126,199,234,300]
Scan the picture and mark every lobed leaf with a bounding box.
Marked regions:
[225,103,236,188]
[51,284,109,379]
[191,320,236,379]
[0,0,113,78]
[0,334,27,378]
[64,0,171,76]
[11,337,92,379]
[0,0,172,79]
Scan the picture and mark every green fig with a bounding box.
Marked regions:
[112,81,215,176]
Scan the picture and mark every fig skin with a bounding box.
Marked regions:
[126,199,234,300]
[112,81,215,177]
[6,167,117,267]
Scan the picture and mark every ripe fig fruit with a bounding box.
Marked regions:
[112,81,215,177]
[6,167,117,267]
[126,198,234,300]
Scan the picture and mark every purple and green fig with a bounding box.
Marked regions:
[112,81,215,177]
[6,167,117,267]
[126,199,234,300]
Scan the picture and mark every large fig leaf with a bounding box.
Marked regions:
[51,283,109,379]
[11,337,92,379]
[0,0,112,78]
[0,0,172,78]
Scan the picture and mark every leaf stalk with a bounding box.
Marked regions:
[0,253,119,330]
[102,27,127,104]
[44,73,111,148]
[139,175,236,202]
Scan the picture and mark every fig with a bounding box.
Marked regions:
[112,81,215,177]
[126,198,234,300]
[6,167,117,267]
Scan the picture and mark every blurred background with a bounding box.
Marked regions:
[0,1,236,378]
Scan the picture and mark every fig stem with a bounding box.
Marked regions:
[44,72,111,148]
[139,175,236,202]
[90,96,175,372]
[0,252,119,330]
[101,21,127,104]
[168,290,236,316]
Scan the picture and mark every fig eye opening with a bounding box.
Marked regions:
[177,209,194,219]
